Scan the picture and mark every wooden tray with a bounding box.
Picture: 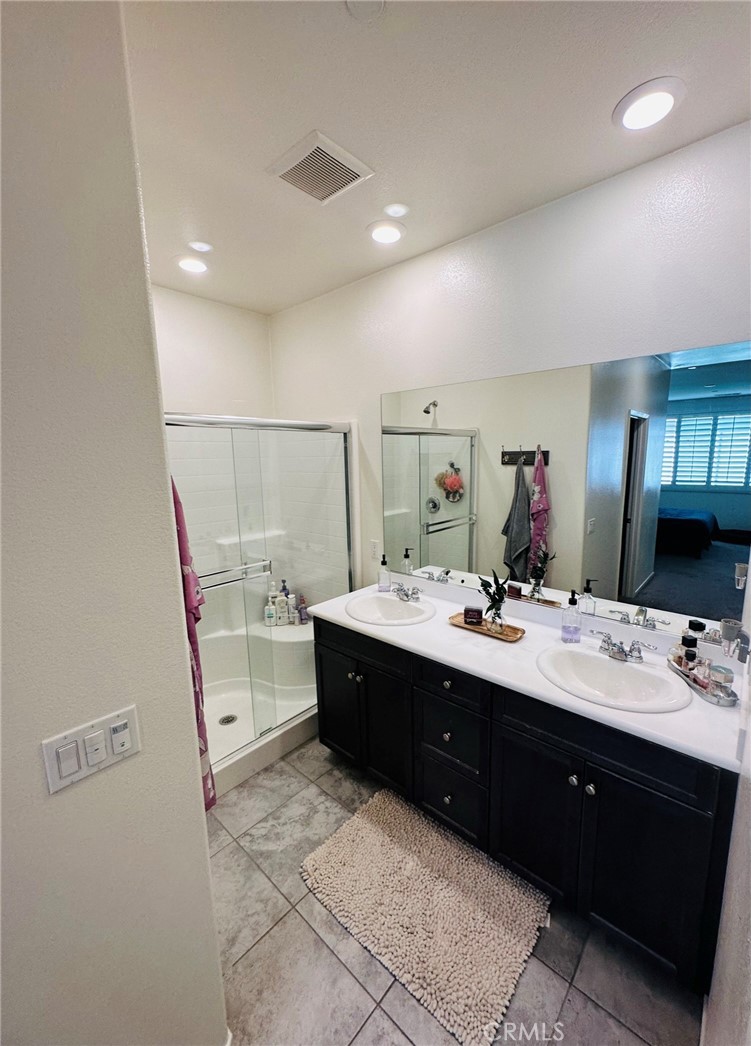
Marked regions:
[448,612,525,643]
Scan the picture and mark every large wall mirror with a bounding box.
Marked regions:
[382,342,750,629]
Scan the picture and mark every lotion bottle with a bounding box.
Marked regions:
[378,554,391,592]
[264,595,277,627]
[561,590,581,644]
[275,588,288,626]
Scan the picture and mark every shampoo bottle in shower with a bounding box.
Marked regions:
[288,594,299,625]
[298,595,309,624]
[561,590,581,644]
[264,595,277,627]
[378,554,391,592]
[275,588,288,625]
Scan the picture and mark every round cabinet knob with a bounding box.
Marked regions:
[568,774,579,787]
[347,672,355,680]
[443,680,452,690]
[442,732,452,743]
[443,794,453,805]
[355,674,364,684]
[585,783,596,796]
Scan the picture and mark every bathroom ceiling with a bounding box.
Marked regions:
[122,2,750,315]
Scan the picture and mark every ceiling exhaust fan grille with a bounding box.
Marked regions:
[280,146,360,201]
[268,131,374,204]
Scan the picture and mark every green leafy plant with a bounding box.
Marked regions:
[479,570,509,620]
[529,544,556,581]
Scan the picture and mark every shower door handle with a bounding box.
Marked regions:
[421,514,477,536]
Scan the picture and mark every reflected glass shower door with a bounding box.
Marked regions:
[418,433,475,570]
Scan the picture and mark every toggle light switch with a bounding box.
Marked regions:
[84,729,107,766]
[56,741,81,778]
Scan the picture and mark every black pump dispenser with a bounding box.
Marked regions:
[584,578,598,593]
[569,589,578,606]
[380,553,388,567]
[580,578,598,615]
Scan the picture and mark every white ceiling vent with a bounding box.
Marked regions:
[268,130,374,204]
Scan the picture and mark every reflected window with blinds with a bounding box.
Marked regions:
[661,411,751,489]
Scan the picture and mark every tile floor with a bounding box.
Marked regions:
[209,738,703,1046]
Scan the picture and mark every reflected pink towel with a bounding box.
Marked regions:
[529,448,550,571]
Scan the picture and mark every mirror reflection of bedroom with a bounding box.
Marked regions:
[621,342,750,622]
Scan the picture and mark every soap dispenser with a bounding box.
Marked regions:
[579,579,598,616]
[378,553,391,592]
[401,548,414,574]
[562,590,582,644]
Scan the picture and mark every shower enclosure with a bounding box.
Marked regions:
[382,427,477,572]
[166,414,352,775]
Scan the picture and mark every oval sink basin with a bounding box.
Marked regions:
[345,592,436,626]
[536,645,692,713]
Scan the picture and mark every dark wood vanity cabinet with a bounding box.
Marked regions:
[314,619,737,992]
[315,621,412,796]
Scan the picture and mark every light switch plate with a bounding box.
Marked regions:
[42,705,141,794]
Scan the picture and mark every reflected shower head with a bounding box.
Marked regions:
[423,400,438,415]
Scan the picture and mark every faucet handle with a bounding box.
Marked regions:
[608,610,631,624]
[590,630,613,653]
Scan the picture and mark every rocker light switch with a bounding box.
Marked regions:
[56,741,81,778]
[84,730,107,766]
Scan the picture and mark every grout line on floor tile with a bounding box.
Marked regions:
[230,905,296,970]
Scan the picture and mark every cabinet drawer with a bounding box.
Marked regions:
[419,689,488,782]
[413,656,490,713]
[417,757,488,848]
[314,619,412,680]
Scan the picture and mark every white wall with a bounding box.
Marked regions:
[153,284,273,416]
[1,5,227,1044]
[269,124,751,585]
[584,357,671,600]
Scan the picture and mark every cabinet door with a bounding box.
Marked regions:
[490,724,584,905]
[315,645,362,764]
[362,665,412,796]
[578,766,714,984]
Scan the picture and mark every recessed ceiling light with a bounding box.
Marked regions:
[687,366,697,370]
[368,220,406,244]
[178,257,208,273]
[612,77,685,130]
[384,203,409,218]
[188,241,213,253]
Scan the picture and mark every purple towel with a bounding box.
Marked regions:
[172,478,216,812]
[529,447,551,571]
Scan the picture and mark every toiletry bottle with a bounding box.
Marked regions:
[683,619,706,642]
[579,579,598,616]
[275,587,288,626]
[288,594,299,625]
[378,554,391,592]
[298,594,309,624]
[264,594,277,627]
[280,579,290,598]
[401,548,414,574]
[561,590,582,644]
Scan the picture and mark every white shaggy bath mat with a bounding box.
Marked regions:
[301,790,550,1046]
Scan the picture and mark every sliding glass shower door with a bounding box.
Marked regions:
[166,418,351,767]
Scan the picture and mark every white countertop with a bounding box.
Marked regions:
[309,585,746,773]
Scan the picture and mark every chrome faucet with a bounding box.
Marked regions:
[419,569,451,584]
[392,583,423,603]
[590,631,656,663]
[633,607,648,627]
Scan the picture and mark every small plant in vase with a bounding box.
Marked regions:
[528,544,556,601]
[479,570,509,633]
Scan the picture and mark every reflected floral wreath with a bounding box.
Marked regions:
[434,461,465,503]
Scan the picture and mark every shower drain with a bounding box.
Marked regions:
[219,714,238,726]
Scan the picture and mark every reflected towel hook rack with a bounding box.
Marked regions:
[501,446,550,466]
